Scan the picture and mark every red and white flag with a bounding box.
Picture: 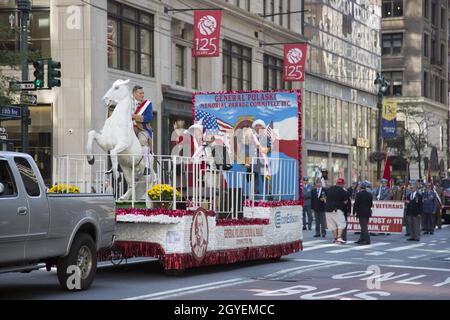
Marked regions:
[193,10,222,57]
[283,43,308,82]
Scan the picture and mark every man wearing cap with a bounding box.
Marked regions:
[373,178,392,200]
[311,178,327,237]
[353,181,373,245]
[405,181,423,241]
[302,177,313,231]
[249,119,271,196]
[324,178,349,244]
[422,183,437,235]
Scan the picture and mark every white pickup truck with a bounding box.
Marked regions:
[0,152,116,291]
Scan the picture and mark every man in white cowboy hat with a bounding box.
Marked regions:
[249,119,271,197]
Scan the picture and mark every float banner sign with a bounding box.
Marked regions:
[283,44,307,82]
[382,100,397,139]
[347,200,404,234]
[193,10,222,57]
[193,90,302,199]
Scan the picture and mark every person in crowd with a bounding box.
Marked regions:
[404,182,412,236]
[392,179,405,201]
[373,178,392,200]
[302,177,313,231]
[131,85,154,175]
[341,182,352,241]
[422,183,437,235]
[311,178,327,238]
[347,181,358,200]
[405,181,423,241]
[353,181,373,245]
[434,183,443,230]
[324,178,349,244]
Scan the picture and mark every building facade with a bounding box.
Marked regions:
[303,0,382,184]
[381,0,449,180]
[0,0,384,185]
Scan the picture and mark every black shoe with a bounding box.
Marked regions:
[430,231,434,235]
[358,241,371,245]
[354,240,363,244]
[407,238,415,241]
[321,233,326,237]
[313,234,321,237]
[423,231,429,235]
[404,233,410,236]
[308,226,312,230]
[302,226,307,230]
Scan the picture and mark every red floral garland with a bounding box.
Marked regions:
[243,200,304,207]
[215,218,269,226]
[103,240,302,270]
[115,208,216,218]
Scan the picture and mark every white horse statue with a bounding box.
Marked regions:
[86,79,155,200]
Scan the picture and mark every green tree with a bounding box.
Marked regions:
[397,105,439,179]
[0,25,40,105]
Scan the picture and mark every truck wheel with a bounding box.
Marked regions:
[57,233,97,291]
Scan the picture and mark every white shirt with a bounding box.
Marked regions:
[317,187,322,197]
[411,191,416,200]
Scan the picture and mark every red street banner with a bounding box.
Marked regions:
[283,44,307,82]
[193,10,222,57]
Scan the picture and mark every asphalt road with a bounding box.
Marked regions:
[1,225,450,300]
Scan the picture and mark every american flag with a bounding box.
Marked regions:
[266,121,279,141]
[196,110,233,134]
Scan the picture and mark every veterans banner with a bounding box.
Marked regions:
[193,10,222,57]
[382,99,397,139]
[347,200,404,234]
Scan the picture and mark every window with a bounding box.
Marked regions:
[0,6,50,57]
[279,0,283,26]
[304,91,311,140]
[287,0,291,29]
[342,101,349,145]
[107,1,154,76]
[424,33,429,57]
[175,45,184,86]
[222,40,251,90]
[270,0,275,21]
[441,79,446,103]
[424,0,429,18]
[14,157,40,197]
[0,160,17,197]
[424,72,429,97]
[312,93,319,141]
[441,7,446,29]
[431,1,436,25]
[330,98,336,143]
[383,71,403,96]
[440,43,445,66]
[382,33,403,55]
[382,0,403,18]
[431,38,436,63]
[263,54,292,90]
[192,57,198,89]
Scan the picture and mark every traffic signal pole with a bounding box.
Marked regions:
[18,0,31,153]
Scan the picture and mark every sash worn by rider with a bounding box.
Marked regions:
[134,99,153,138]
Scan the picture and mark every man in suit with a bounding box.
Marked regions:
[311,179,327,237]
[325,178,349,244]
[405,181,423,241]
[353,181,373,245]
[132,85,154,175]
[373,178,392,200]
[302,177,313,231]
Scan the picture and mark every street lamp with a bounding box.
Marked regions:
[374,72,390,179]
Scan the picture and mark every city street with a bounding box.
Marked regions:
[1,225,449,300]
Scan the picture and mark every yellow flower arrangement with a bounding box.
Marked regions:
[49,183,81,194]
[147,184,181,201]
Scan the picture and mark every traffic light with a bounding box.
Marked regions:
[48,59,61,88]
[32,60,44,89]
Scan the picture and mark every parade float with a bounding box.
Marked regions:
[53,83,303,273]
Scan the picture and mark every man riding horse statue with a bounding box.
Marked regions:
[86,79,156,201]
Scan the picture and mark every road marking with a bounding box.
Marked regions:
[302,240,328,246]
[263,262,334,279]
[302,243,337,251]
[408,254,428,259]
[365,251,386,256]
[381,265,450,272]
[386,243,426,252]
[124,278,245,300]
[149,279,255,300]
[326,242,389,254]
[429,243,437,246]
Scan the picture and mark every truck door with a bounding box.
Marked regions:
[13,157,50,260]
[0,158,28,264]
